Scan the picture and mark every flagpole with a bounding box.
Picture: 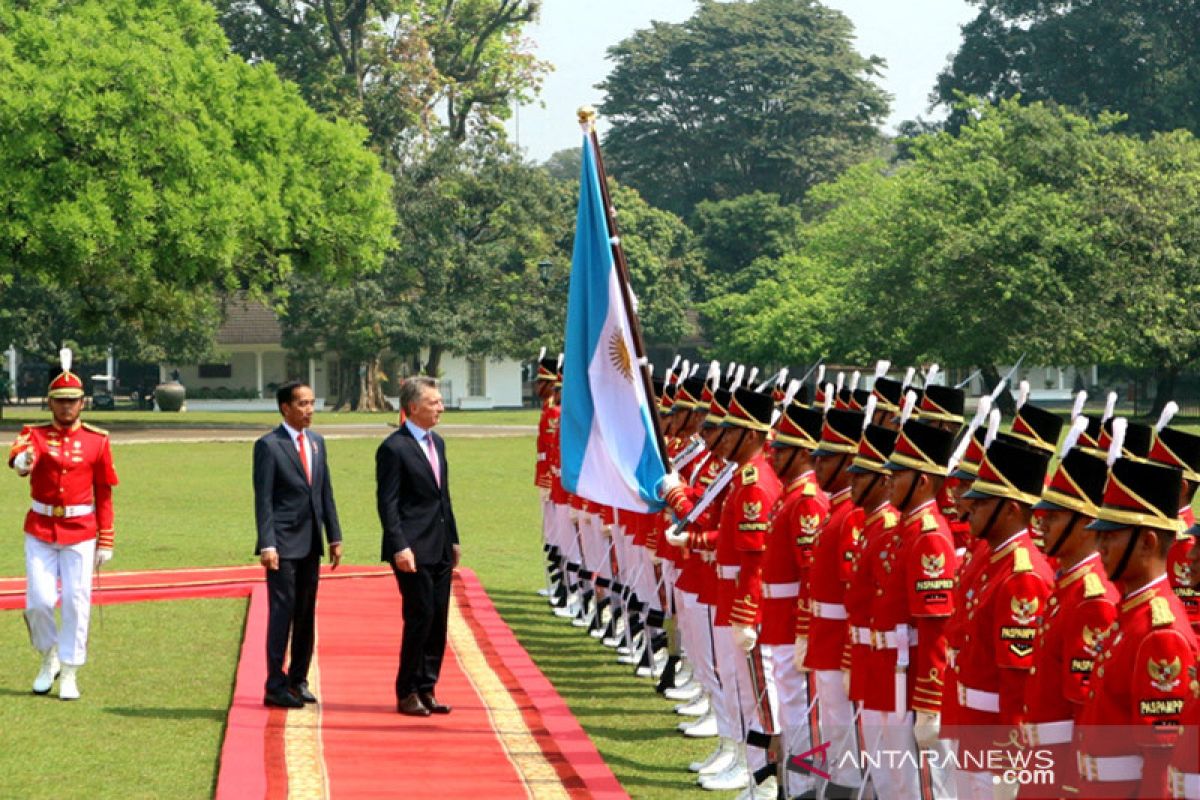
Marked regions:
[578,106,669,471]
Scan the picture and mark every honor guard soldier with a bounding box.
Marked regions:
[956,437,1054,799]
[875,417,959,799]
[804,404,867,797]
[1005,396,1065,556]
[766,400,830,800]
[1168,520,1200,800]
[1077,457,1199,798]
[534,355,565,604]
[1023,424,1118,796]
[8,349,118,700]
[1147,425,1200,636]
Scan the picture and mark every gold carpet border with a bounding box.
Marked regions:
[448,595,570,800]
[285,640,329,799]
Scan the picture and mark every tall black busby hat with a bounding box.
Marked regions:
[849,424,899,474]
[1086,458,1184,534]
[964,438,1051,506]
[773,403,824,450]
[872,377,904,414]
[812,409,864,457]
[723,387,774,433]
[919,384,965,426]
[1033,449,1108,516]
[1149,427,1200,483]
[703,388,732,429]
[1010,403,1064,454]
[882,420,955,476]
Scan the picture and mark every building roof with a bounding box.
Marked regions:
[216,294,283,346]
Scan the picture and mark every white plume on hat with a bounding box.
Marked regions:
[1059,416,1090,459]
[1070,390,1087,422]
[1106,417,1128,466]
[1155,401,1180,432]
[60,347,72,374]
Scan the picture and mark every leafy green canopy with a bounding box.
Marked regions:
[0,0,394,363]
[598,0,890,217]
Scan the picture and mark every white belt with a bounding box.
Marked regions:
[870,627,918,649]
[1169,766,1200,799]
[763,581,800,599]
[1023,719,1073,746]
[812,601,847,620]
[1077,753,1143,783]
[31,501,95,519]
[719,565,740,580]
[957,684,1000,713]
[852,626,871,645]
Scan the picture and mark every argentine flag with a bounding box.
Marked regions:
[560,133,666,513]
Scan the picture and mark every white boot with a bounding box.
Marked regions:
[735,774,777,800]
[680,707,719,738]
[700,743,750,791]
[690,736,736,774]
[666,680,703,702]
[552,593,580,618]
[32,649,60,695]
[58,664,80,700]
[675,691,709,716]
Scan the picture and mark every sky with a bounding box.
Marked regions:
[508,0,978,162]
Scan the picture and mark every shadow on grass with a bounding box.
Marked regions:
[106,706,227,721]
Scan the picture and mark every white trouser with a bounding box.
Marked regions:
[814,669,862,788]
[956,768,1001,800]
[579,513,610,582]
[680,591,717,694]
[554,504,581,566]
[25,534,96,665]
[771,643,817,797]
[860,708,920,799]
[541,498,554,548]
[636,548,660,611]
[698,603,733,739]
[715,625,778,773]
[923,733,957,799]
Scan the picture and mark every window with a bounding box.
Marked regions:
[198,363,232,379]
[467,358,486,397]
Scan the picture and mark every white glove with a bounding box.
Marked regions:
[914,711,941,749]
[538,487,550,503]
[12,448,34,475]
[794,636,810,672]
[733,625,758,653]
[663,524,688,547]
[659,471,683,496]
[94,547,113,569]
[601,524,613,538]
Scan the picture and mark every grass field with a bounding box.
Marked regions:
[0,407,539,429]
[0,433,710,799]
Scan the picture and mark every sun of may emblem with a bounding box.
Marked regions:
[608,328,634,382]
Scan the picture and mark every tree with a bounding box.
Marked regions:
[597,0,890,216]
[0,0,394,364]
[935,0,1200,137]
[691,192,803,298]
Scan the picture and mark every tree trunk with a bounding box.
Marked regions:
[356,354,393,412]
[1149,366,1180,419]
[331,357,354,411]
[423,343,444,377]
[980,364,1016,417]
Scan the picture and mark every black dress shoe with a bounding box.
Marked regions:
[264,690,304,709]
[397,693,432,717]
[418,691,451,714]
[290,684,317,704]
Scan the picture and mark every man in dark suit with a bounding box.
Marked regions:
[377,376,460,716]
[254,380,343,708]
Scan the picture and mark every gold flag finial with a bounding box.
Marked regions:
[577,105,597,130]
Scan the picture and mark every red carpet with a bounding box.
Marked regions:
[216,569,626,799]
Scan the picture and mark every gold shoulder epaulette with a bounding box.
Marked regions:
[1150,596,1175,628]
[802,482,817,497]
[921,514,938,533]
[82,422,109,436]
[741,464,758,485]
[1012,546,1033,574]
[883,510,899,529]
[1082,572,1105,600]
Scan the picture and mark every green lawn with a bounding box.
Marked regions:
[0,407,539,429]
[0,434,708,799]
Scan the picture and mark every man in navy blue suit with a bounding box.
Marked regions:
[253,380,343,708]
[377,376,461,716]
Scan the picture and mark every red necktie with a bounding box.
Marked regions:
[297,432,312,484]
[425,434,440,487]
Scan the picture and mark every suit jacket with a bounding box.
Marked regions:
[376,425,459,566]
[253,425,342,559]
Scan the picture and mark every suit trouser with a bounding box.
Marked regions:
[714,625,778,773]
[25,534,95,665]
[814,669,863,788]
[265,549,321,693]
[770,643,817,797]
[393,558,453,697]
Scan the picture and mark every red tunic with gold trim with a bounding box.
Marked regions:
[676,452,727,604]
[1021,552,1118,793]
[953,530,1054,764]
[864,509,907,713]
[900,501,958,715]
[1167,506,1199,635]
[535,399,558,489]
[846,502,898,702]
[942,536,991,730]
[719,452,781,628]
[1168,654,1199,797]
[8,422,118,548]
[760,472,828,646]
[1077,576,1199,798]
[803,488,863,671]
[792,472,830,641]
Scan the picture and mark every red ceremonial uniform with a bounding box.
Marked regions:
[953,530,1054,761]
[535,399,558,489]
[8,423,118,548]
[846,501,898,702]
[1021,552,1119,793]
[759,471,827,645]
[942,536,991,730]
[804,488,863,671]
[679,453,728,605]
[1077,576,1199,798]
[717,453,781,628]
[792,473,830,641]
[1168,506,1199,635]
[900,500,958,715]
